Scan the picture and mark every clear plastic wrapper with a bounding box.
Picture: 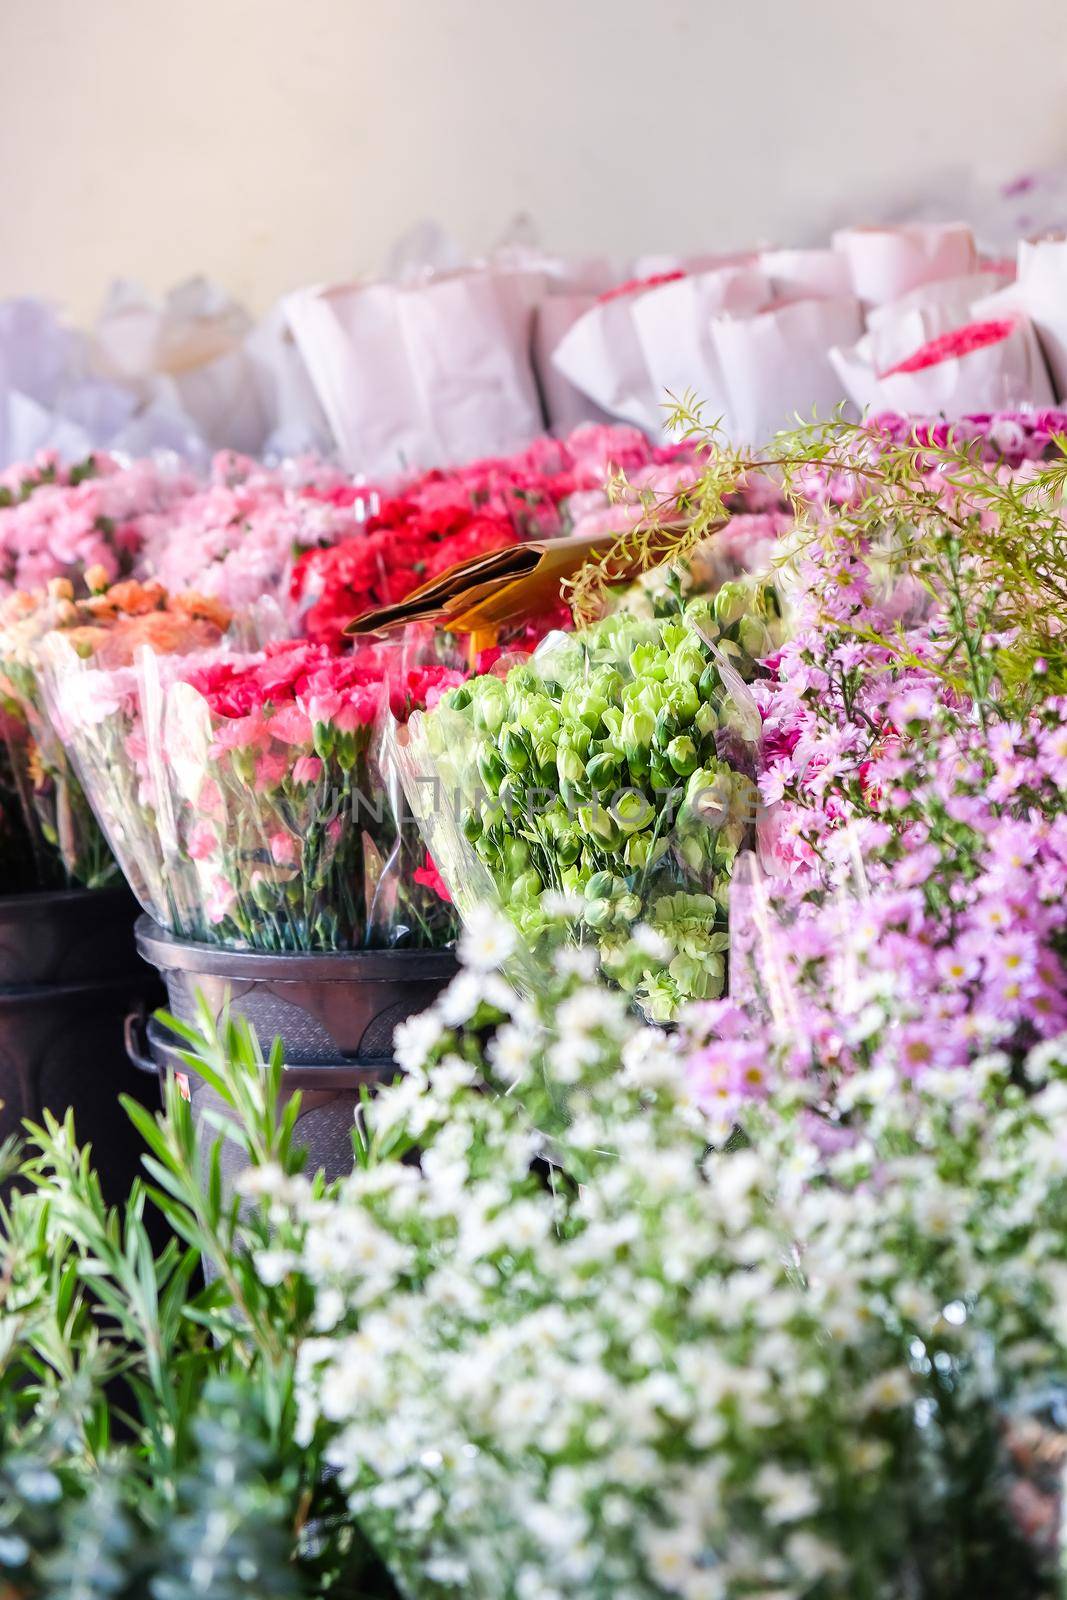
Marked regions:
[393,598,771,1020]
[0,589,113,886]
[998,1385,1067,1584]
[42,628,461,951]
[7,580,235,890]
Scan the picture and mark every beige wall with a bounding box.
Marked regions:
[1,0,1065,321]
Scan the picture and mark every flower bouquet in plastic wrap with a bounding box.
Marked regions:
[0,448,194,597]
[394,586,778,1020]
[42,623,464,951]
[0,573,232,888]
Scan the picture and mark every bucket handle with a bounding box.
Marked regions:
[124,1009,159,1078]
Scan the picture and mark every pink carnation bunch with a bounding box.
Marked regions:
[43,625,465,950]
[0,451,195,595]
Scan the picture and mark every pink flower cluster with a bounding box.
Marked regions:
[870,408,1067,464]
[684,497,1067,1129]
[0,425,693,651]
[0,450,195,594]
[137,452,358,611]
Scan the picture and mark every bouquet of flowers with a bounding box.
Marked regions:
[137,448,359,613]
[0,573,231,888]
[290,423,686,650]
[395,586,780,1020]
[0,449,194,596]
[43,626,464,950]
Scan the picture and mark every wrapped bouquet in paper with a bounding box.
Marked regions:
[244,299,332,459]
[853,315,1054,416]
[550,266,769,439]
[973,235,1067,402]
[709,294,864,443]
[93,277,271,457]
[0,299,128,468]
[547,271,682,435]
[758,247,852,301]
[520,252,619,433]
[831,222,978,306]
[394,590,778,1021]
[533,294,613,432]
[284,266,547,475]
[830,270,1014,411]
[629,266,773,435]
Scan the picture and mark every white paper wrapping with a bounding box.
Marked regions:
[93,278,272,457]
[853,315,1055,417]
[285,267,547,475]
[523,252,619,433]
[533,294,615,432]
[550,265,773,439]
[0,295,214,469]
[548,283,662,434]
[629,267,773,436]
[0,298,91,408]
[245,301,332,458]
[759,248,852,301]
[831,271,1014,412]
[630,250,758,279]
[832,223,978,307]
[0,389,94,466]
[708,295,864,443]
[974,237,1067,402]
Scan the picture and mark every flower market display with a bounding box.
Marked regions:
[0,422,674,914]
[3,399,1067,1598]
[13,205,1067,1598]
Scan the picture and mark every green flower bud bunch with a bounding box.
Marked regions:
[610,554,787,682]
[680,575,787,681]
[418,608,762,1020]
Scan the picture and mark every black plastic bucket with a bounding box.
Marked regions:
[0,888,163,1214]
[126,1013,389,1194]
[133,917,458,1066]
[0,886,151,986]
[131,917,457,1202]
